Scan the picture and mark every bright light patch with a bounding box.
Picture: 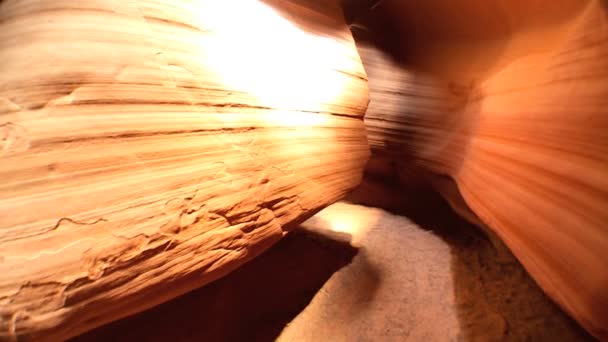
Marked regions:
[197,0,349,111]
[263,110,328,127]
[303,202,383,244]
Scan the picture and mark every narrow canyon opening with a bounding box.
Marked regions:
[1,0,606,341]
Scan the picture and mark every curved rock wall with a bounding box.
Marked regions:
[3,0,607,339]
[457,5,608,338]
[0,1,369,340]
[350,0,608,339]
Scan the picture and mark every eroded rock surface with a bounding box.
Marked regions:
[349,0,608,339]
[0,1,369,340]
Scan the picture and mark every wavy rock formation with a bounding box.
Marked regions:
[2,0,607,340]
[350,0,608,339]
[0,1,369,340]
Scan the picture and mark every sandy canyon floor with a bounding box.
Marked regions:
[73,188,592,342]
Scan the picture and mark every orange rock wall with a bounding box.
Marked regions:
[354,0,608,339]
[0,1,369,340]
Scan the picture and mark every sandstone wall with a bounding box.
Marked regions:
[0,1,369,340]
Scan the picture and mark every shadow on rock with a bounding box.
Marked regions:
[71,228,358,342]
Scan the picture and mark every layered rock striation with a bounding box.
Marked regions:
[0,1,369,340]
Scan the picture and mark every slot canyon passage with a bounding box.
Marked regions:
[0,0,607,341]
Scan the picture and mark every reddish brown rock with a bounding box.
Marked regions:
[351,0,608,339]
[2,0,607,340]
[0,1,369,340]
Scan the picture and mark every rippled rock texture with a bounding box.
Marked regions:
[2,0,608,340]
[0,1,369,340]
[349,0,608,339]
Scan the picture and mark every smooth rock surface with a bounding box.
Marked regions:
[348,0,608,338]
[0,1,369,340]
